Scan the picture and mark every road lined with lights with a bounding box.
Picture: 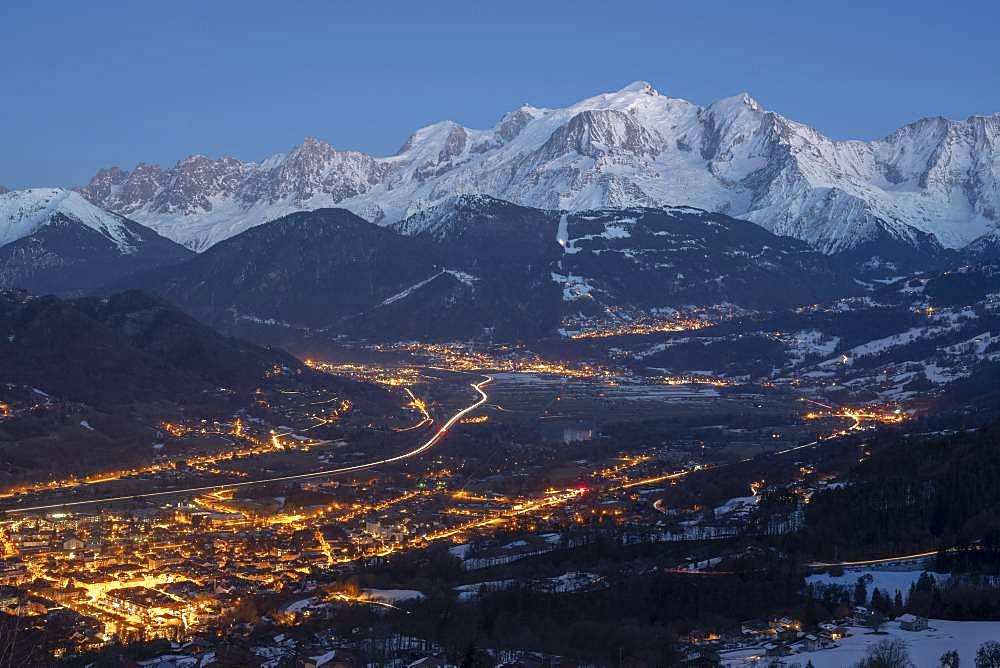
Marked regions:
[806,550,939,569]
[652,400,909,515]
[5,376,492,514]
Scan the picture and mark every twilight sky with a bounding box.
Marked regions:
[2,0,998,189]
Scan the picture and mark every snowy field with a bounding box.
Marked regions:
[361,588,425,603]
[806,568,931,602]
[722,619,1000,667]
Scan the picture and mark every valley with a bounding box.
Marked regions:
[0,328,926,660]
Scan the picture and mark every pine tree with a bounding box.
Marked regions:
[871,587,883,612]
[854,577,868,606]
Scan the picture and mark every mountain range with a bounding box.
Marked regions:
[77,81,1000,261]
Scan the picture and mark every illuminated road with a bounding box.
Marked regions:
[393,388,433,432]
[806,550,939,569]
[5,376,492,514]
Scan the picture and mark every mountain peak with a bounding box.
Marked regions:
[739,92,762,112]
[709,92,763,115]
[619,80,659,96]
[0,187,134,249]
[299,136,333,150]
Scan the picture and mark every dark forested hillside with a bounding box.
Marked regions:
[796,424,1000,562]
[0,288,368,406]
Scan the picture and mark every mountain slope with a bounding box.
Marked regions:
[0,188,192,294]
[0,289,322,405]
[80,82,1000,261]
[122,208,447,330]
[119,198,858,341]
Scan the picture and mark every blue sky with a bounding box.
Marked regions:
[2,0,998,189]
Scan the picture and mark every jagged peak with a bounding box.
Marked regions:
[396,120,467,156]
[708,91,764,115]
[296,136,336,152]
[618,80,659,96]
[177,153,211,165]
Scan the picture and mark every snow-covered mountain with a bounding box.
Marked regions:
[79,82,1000,255]
[1,188,140,251]
[0,188,192,294]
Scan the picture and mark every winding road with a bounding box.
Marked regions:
[5,376,492,515]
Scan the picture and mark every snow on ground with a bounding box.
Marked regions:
[361,588,425,603]
[555,213,571,250]
[714,495,759,516]
[806,568,930,603]
[550,271,594,301]
[785,330,840,367]
[736,620,1000,667]
[559,222,635,256]
[137,655,198,667]
[448,543,472,559]
[454,572,605,601]
[0,188,137,252]
[817,325,956,367]
[455,579,516,601]
[443,269,476,286]
[541,571,606,592]
[380,272,448,305]
[280,596,318,614]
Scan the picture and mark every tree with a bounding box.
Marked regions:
[855,638,912,668]
[867,611,886,634]
[977,641,1000,668]
[213,641,259,667]
[802,597,819,630]
[893,590,904,615]
[855,576,869,606]
[940,649,960,667]
[871,588,886,614]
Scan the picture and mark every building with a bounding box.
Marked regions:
[0,559,27,585]
[540,419,596,444]
[62,536,85,552]
[898,613,928,631]
[102,586,183,624]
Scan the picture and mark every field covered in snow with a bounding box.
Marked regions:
[786,619,1000,667]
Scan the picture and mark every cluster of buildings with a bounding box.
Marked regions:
[0,446,664,659]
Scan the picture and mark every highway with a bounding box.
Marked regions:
[806,550,939,569]
[5,376,492,515]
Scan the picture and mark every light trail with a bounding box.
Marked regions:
[5,376,492,514]
[806,550,939,569]
[802,397,836,411]
[771,439,820,456]
[393,388,433,432]
[614,470,691,491]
